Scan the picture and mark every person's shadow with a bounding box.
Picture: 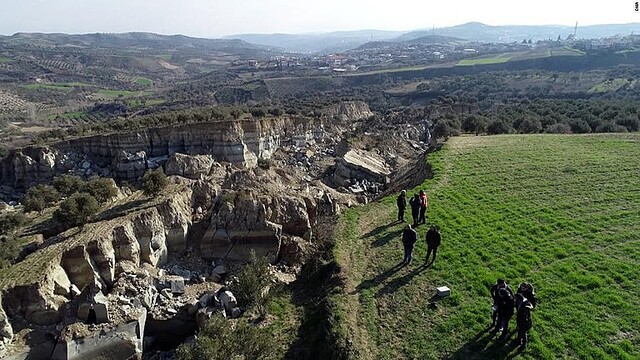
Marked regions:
[444,326,523,359]
[353,262,404,294]
[377,264,428,296]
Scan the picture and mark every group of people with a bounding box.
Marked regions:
[396,189,428,227]
[396,190,537,351]
[398,189,440,266]
[490,279,536,349]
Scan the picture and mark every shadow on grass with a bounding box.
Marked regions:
[377,263,428,297]
[444,326,523,360]
[371,228,403,248]
[353,262,404,294]
[362,221,401,240]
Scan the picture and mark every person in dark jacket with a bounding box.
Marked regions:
[396,190,407,222]
[418,190,428,224]
[424,225,441,265]
[490,279,514,328]
[496,287,515,340]
[515,293,534,349]
[401,224,417,265]
[517,282,537,308]
[409,194,421,227]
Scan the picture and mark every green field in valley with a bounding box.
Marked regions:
[334,134,640,359]
[457,54,512,66]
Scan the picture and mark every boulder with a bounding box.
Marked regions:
[217,290,237,315]
[200,190,281,262]
[165,153,215,180]
[0,299,13,352]
[334,149,391,187]
[52,265,72,297]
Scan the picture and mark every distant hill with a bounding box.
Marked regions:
[224,30,403,54]
[397,22,640,43]
[357,35,465,50]
[3,32,276,56]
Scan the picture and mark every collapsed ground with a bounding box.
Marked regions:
[333,134,640,359]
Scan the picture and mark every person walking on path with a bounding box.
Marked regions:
[515,293,534,349]
[424,225,441,265]
[409,194,421,227]
[490,279,515,328]
[401,224,417,266]
[396,190,407,222]
[418,190,428,224]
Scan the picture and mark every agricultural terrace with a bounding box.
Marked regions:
[334,134,640,359]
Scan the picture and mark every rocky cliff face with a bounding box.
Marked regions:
[0,116,326,190]
[324,101,374,122]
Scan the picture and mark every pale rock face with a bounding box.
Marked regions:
[132,210,168,267]
[0,297,12,354]
[87,239,116,288]
[52,265,72,297]
[201,190,282,262]
[112,224,141,266]
[62,245,104,292]
[165,153,215,180]
[156,190,193,254]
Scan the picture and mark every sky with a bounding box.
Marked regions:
[0,0,638,37]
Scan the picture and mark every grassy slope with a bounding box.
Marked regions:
[335,134,640,359]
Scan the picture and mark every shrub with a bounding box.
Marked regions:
[141,168,168,196]
[0,212,26,235]
[53,175,84,196]
[229,250,273,318]
[0,235,19,269]
[487,120,511,135]
[54,193,100,227]
[81,177,118,203]
[544,123,572,134]
[595,122,628,133]
[569,119,592,134]
[518,117,542,134]
[22,185,60,213]
[177,315,277,360]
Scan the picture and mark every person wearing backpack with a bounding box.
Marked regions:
[515,293,534,349]
[396,190,407,222]
[424,225,441,265]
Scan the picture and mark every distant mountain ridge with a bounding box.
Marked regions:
[227,22,640,53]
[396,22,640,43]
[2,31,273,53]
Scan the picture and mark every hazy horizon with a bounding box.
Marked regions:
[0,0,638,38]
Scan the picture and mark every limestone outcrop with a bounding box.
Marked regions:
[0,116,326,189]
[324,101,374,121]
[165,153,216,180]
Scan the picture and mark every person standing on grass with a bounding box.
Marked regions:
[496,287,515,340]
[424,225,441,265]
[517,282,537,308]
[409,194,421,227]
[401,224,417,265]
[490,279,515,328]
[515,293,534,349]
[418,189,428,224]
[396,190,407,222]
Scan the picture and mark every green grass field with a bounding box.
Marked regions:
[457,54,512,66]
[334,134,640,359]
[588,78,630,93]
[134,77,153,86]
